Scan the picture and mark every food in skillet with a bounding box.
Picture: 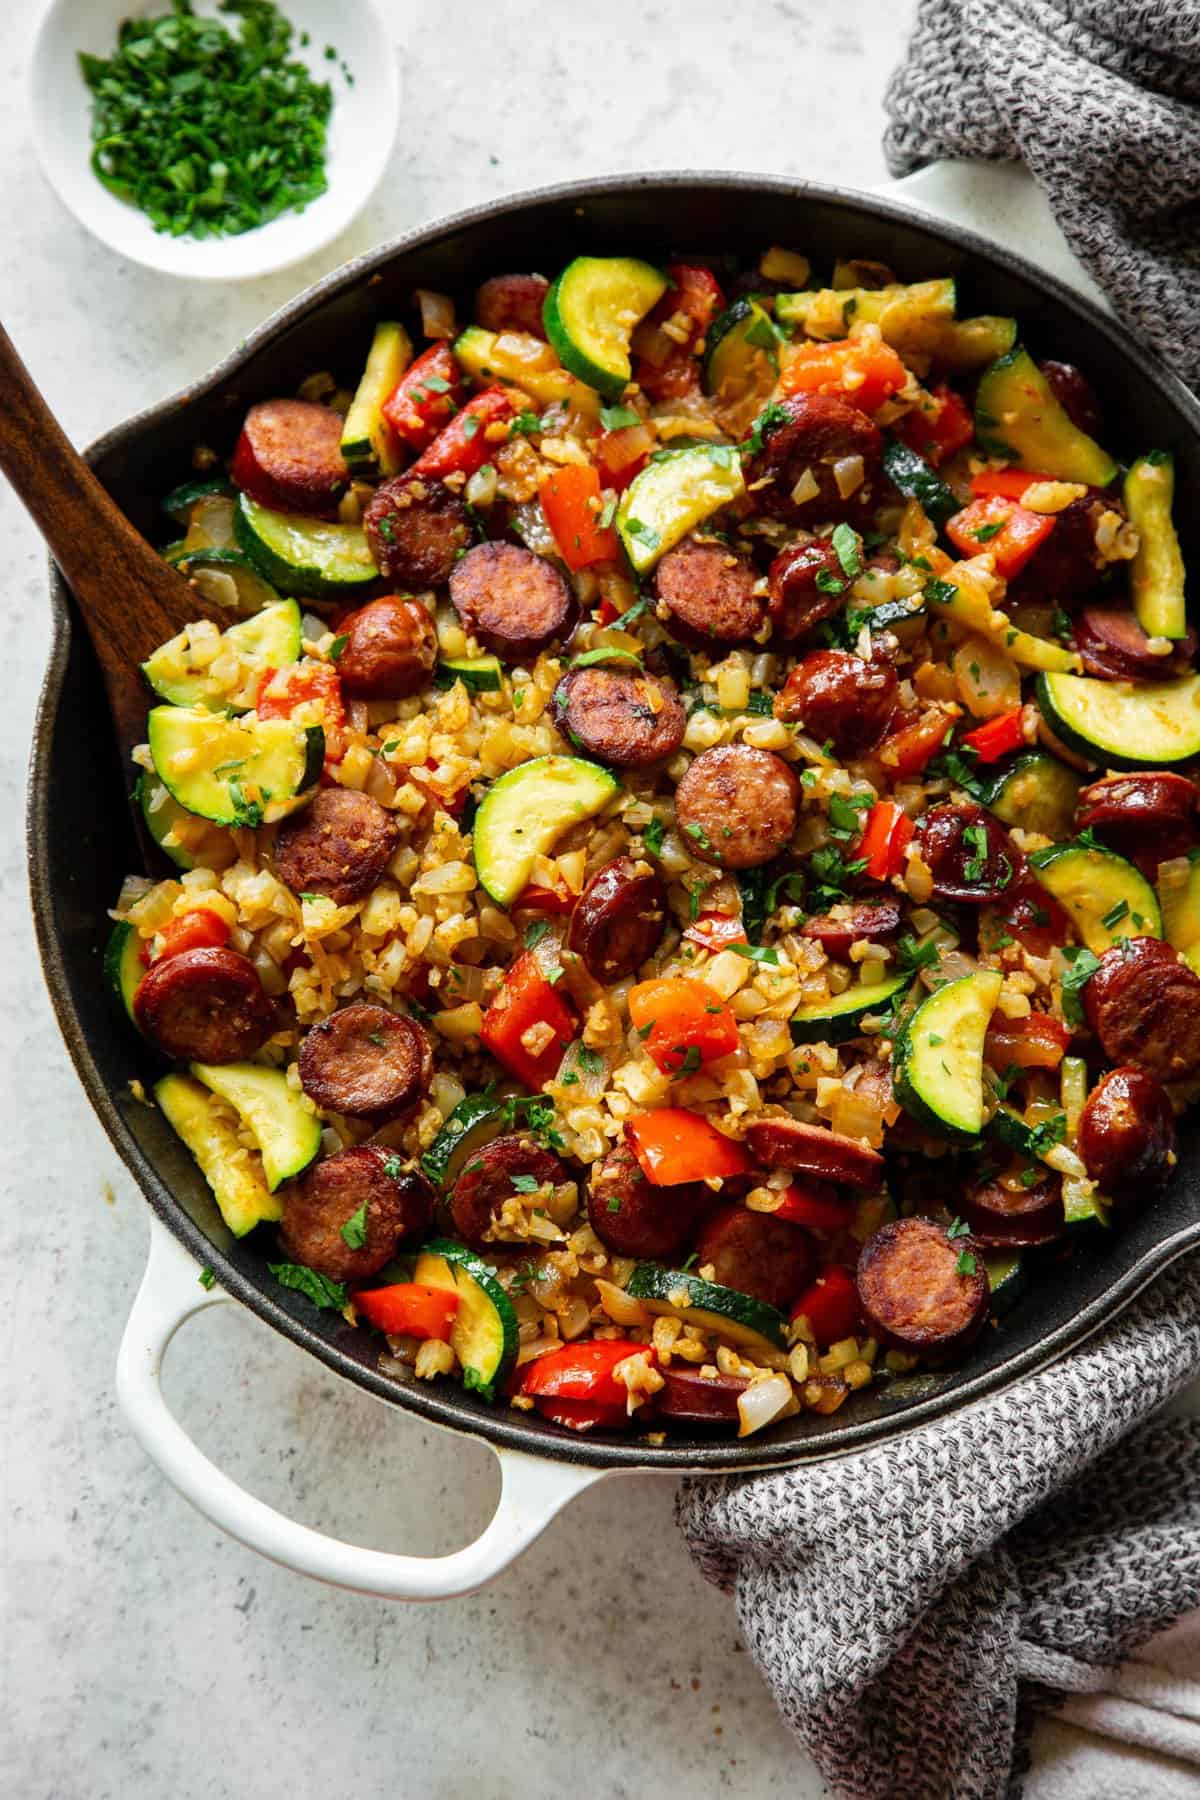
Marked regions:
[107,247,1198,1438]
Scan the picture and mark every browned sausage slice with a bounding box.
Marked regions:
[1008,494,1109,607]
[961,1167,1066,1247]
[231,399,347,517]
[767,538,847,642]
[334,598,437,699]
[914,802,1017,903]
[673,744,799,869]
[1038,360,1104,440]
[742,392,883,523]
[135,946,276,1063]
[274,788,399,906]
[449,1134,568,1246]
[567,858,668,982]
[474,273,550,339]
[694,1205,814,1311]
[449,541,574,663]
[551,665,686,767]
[800,900,901,962]
[1076,772,1197,835]
[856,1217,989,1360]
[586,1142,706,1259]
[1078,1065,1177,1205]
[653,1367,747,1422]
[298,1004,433,1120]
[278,1145,435,1283]
[364,473,471,588]
[774,650,897,758]
[743,1116,884,1188]
[1083,937,1200,1083]
[1074,606,1197,682]
[653,537,765,647]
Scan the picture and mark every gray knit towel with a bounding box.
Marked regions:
[882,0,1200,390]
[677,1256,1200,1799]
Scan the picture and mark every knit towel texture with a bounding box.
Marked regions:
[677,1257,1200,1798]
[883,0,1200,388]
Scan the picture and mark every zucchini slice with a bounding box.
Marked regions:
[142,599,302,712]
[775,278,956,349]
[162,474,233,524]
[434,653,504,694]
[626,1263,787,1353]
[147,705,324,828]
[234,494,378,601]
[1063,1181,1112,1232]
[472,754,620,906]
[340,320,412,480]
[924,577,1081,674]
[453,326,601,417]
[413,1239,519,1399]
[702,297,780,403]
[1035,670,1200,768]
[1028,842,1161,954]
[616,444,745,574]
[790,972,912,1045]
[1158,854,1200,956]
[926,315,1018,374]
[982,752,1081,840]
[190,1061,322,1192]
[881,442,959,528]
[893,970,1003,1139]
[983,1249,1028,1317]
[543,256,668,399]
[167,545,283,617]
[975,348,1119,486]
[105,920,144,1024]
[138,773,194,869]
[1126,452,1188,641]
[154,1072,283,1237]
[420,1093,511,1188]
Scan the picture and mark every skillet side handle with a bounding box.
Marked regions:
[116,1216,603,1601]
[879,161,1111,314]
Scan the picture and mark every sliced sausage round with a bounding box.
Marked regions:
[474,273,550,339]
[135,946,275,1063]
[1076,771,1197,836]
[230,399,347,517]
[652,537,765,647]
[274,787,400,906]
[800,900,901,962]
[653,1367,747,1423]
[767,537,847,642]
[961,1166,1066,1247]
[586,1142,706,1259]
[1038,360,1104,441]
[363,473,471,589]
[333,597,437,699]
[673,744,799,869]
[298,1004,432,1120]
[278,1145,434,1284]
[1008,494,1109,607]
[743,1116,885,1188]
[1083,937,1200,1083]
[448,1134,568,1246]
[742,393,883,524]
[695,1205,814,1311]
[449,541,574,663]
[1078,1065,1177,1206]
[567,858,668,982]
[1074,605,1196,681]
[914,802,1017,903]
[551,665,685,767]
[856,1217,989,1361]
[773,650,897,758]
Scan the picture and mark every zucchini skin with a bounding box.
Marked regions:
[1035,671,1200,769]
[790,974,912,1045]
[881,442,959,527]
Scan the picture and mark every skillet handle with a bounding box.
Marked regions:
[879,161,1110,313]
[116,1216,604,1600]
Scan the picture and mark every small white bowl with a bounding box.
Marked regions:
[28,0,399,280]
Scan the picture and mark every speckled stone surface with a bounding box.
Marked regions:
[4,3,1187,1795]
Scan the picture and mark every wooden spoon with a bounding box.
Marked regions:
[0,320,227,762]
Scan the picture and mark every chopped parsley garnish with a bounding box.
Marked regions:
[643,816,666,858]
[896,933,940,972]
[924,576,959,608]
[382,1154,405,1180]
[947,1217,970,1240]
[685,821,712,849]
[198,1265,216,1290]
[831,523,862,581]
[524,918,552,949]
[462,415,480,439]
[1100,898,1129,930]
[340,1200,369,1250]
[962,822,991,883]
[599,497,618,529]
[809,845,868,906]
[268,1262,347,1311]
[622,517,661,550]
[509,410,542,438]
[599,403,641,430]
[1059,945,1102,1025]
[1051,606,1074,642]
[747,688,775,716]
[739,401,791,460]
[956,1249,978,1277]
[729,942,780,966]
[927,746,982,798]
[511,1174,541,1194]
[677,1045,703,1074]
[328,634,348,661]
[1025,1112,1067,1159]
[827,792,868,840]
[570,646,644,671]
[578,1046,605,1075]
[606,1197,622,1213]
[972,521,1004,543]
[815,568,846,597]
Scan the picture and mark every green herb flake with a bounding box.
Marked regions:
[831,523,862,581]
[677,1045,703,1074]
[956,1249,978,1278]
[827,792,867,840]
[328,634,349,662]
[606,1197,622,1214]
[578,1046,604,1075]
[340,1200,369,1250]
[946,1217,970,1240]
[729,942,780,966]
[972,521,1004,543]
[524,919,552,950]
[643,816,666,858]
[570,647,643,671]
[1101,898,1129,930]
[198,1265,216,1290]
[511,1174,541,1194]
[1060,945,1102,1026]
[509,411,542,438]
[269,1262,348,1312]
[623,517,661,550]
[815,568,846,597]
[600,404,641,430]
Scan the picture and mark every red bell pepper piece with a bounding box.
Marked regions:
[874,709,955,780]
[521,1339,656,1405]
[969,468,1060,501]
[771,1184,856,1231]
[480,949,575,1089]
[946,496,1056,580]
[540,464,620,570]
[595,423,654,491]
[512,883,575,914]
[790,1266,861,1346]
[410,387,513,481]
[896,383,974,465]
[628,977,740,1076]
[533,1397,631,1432]
[962,707,1027,763]
[781,335,908,414]
[381,342,465,452]
[154,908,230,962]
[353,1283,460,1339]
[626,1109,752,1186]
[666,263,725,334]
[857,801,914,882]
[255,660,346,762]
[684,912,749,954]
[984,1011,1071,1072]
[633,263,724,402]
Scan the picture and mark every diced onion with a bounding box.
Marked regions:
[415,288,456,339]
[833,454,864,499]
[737,1373,795,1437]
[790,468,820,506]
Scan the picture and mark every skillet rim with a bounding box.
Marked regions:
[28,169,1200,1472]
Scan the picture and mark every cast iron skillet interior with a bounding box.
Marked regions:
[28,175,1200,1471]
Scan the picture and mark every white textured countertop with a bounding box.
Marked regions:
[8,4,1190,1796]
